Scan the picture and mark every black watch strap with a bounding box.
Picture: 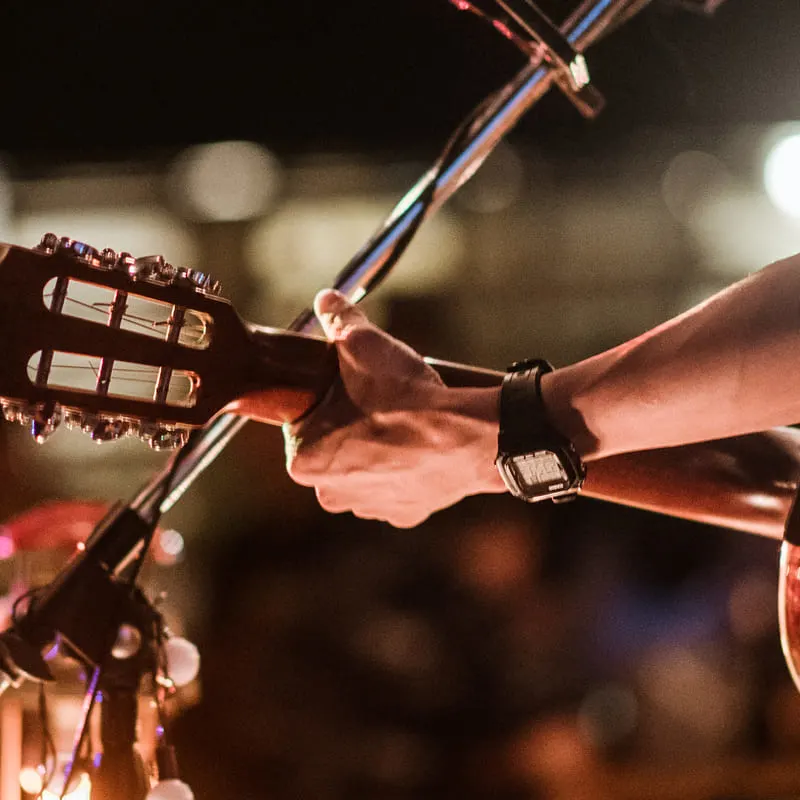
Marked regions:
[498,359,555,454]
[496,358,585,502]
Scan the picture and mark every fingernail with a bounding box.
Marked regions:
[315,289,348,314]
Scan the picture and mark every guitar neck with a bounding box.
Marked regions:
[224,324,503,426]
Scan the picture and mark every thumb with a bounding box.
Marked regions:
[314,289,369,342]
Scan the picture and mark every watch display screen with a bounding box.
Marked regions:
[512,450,570,491]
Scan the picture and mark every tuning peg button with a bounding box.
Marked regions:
[134,255,164,280]
[90,418,129,443]
[144,426,190,451]
[116,252,137,276]
[1,400,25,423]
[134,255,179,284]
[36,233,60,254]
[30,404,62,444]
[62,409,84,429]
[174,266,222,296]
[57,237,100,265]
[100,248,118,268]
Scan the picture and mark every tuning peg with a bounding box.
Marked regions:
[197,273,222,296]
[100,247,118,268]
[1,402,34,427]
[57,237,100,265]
[1,400,25,423]
[144,426,190,451]
[174,266,223,296]
[134,255,165,280]
[115,251,137,276]
[89,417,129,443]
[157,262,178,282]
[62,409,85,429]
[134,255,178,284]
[36,232,60,254]
[30,403,62,444]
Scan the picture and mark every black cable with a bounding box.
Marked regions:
[11,587,41,626]
[119,436,197,585]
[36,683,57,799]
[346,82,508,296]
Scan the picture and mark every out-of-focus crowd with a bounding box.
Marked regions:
[169,493,800,799]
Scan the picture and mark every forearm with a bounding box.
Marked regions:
[583,428,800,540]
[425,381,800,539]
[543,254,800,460]
[287,276,800,533]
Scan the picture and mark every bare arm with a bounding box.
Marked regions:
[286,255,800,531]
[544,253,800,459]
[581,429,800,540]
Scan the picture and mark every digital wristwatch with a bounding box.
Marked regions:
[495,358,586,503]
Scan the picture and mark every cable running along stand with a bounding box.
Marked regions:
[0,1,655,797]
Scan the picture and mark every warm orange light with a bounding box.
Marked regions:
[778,541,800,691]
[18,766,44,795]
[42,772,92,800]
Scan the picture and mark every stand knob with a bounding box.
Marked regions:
[164,636,200,687]
[145,779,195,800]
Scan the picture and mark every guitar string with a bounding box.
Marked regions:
[43,292,208,341]
[34,293,200,400]
[25,362,166,384]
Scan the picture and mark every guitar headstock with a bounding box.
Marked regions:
[0,234,327,449]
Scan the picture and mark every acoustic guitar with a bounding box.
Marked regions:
[0,234,502,450]
[3,234,800,544]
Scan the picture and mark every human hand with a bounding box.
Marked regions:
[284,290,505,527]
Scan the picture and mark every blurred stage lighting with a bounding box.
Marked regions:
[18,765,43,795]
[682,189,800,279]
[246,197,463,304]
[764,134,800,219]
[455,142,525,214]
[0,530,14,560]
[669,0,728,13]
[15,208,197,265]
[660,150,731,223]
[170,141,280,222]
[0,163,12,240]
[30,769,92,800]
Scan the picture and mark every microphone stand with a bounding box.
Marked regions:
[0,1,651,797]
[0,506,178,799]
[131,0,644,520]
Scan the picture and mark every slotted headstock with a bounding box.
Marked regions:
[0,235,337,449]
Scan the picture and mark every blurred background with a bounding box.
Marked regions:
[3,0,800,797]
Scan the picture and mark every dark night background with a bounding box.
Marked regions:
[1,0,798,161]
[3,2,800,799]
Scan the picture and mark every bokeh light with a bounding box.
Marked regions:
[660,150,731,223]
[145,778,195,800]
[14,208,197,267]
[164,636,201,687]
[170,141,280,222]
[763,134,800,219]
[0,162,12,240]
[41,770,91,800]
[154,528,186,566]
[18,766,44,795]
[246,197,463,305]
[0,529,15,560]
[455,143,526,214]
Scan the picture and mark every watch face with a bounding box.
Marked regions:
[510,450,570,493]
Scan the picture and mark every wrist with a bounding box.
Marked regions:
[496,360,586,502]
[539,368,599,460]
[431,384,506,495]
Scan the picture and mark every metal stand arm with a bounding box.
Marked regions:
[131,0,647,519]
